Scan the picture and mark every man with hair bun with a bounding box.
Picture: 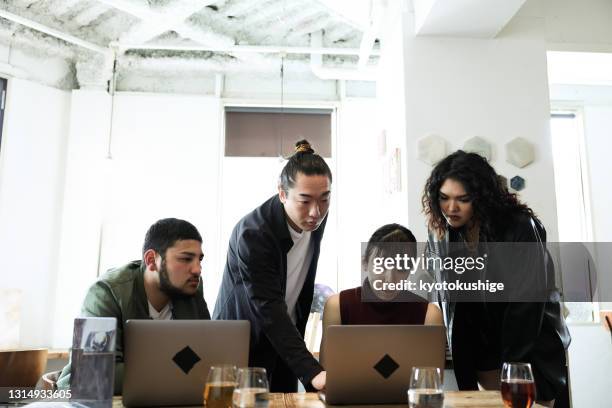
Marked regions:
[214,140,331,392]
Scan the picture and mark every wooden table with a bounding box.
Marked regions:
[113,391,546,407]
[48,348,70,360]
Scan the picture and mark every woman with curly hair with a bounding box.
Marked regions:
[422,151,570,407]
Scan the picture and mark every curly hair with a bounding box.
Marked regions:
[422,151,534,240]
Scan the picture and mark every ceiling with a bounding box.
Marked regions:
[0,0,379,90]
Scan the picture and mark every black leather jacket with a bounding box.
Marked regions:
[427,212,571,400]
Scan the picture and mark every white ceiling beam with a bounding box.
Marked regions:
[0,61,29,78]
[173,23,235,48]
[174,24,269,72]
[414,0,528,38]
[120,0,217,44]
[316,0,371,30]
[358,0,384,69]
[95,0,233,47]
[115,41,380,56]
[0,9,107,54]
[94,0,157,20]
[310,30,377,81]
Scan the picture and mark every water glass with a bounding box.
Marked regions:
[500,362,536,408]
[407,366,444,408]
[204,365,237,408]
[232,367,269,408]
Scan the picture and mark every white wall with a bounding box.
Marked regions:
[52,90,112,347]
[0,78,71,347]
[566,323,612,408]
[335,99,388,290]
[396,14,559,240]
[375,1,410,230]
[98,92,223,310]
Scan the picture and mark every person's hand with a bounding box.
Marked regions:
[311,371,326,391]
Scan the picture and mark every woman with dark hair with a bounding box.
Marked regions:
[319,223,443,366]
[422,151,570,407]
[214,140,331,392]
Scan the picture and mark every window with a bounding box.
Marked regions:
[550,110,592,242]
[224,107,332,157]
[551,109,596,322]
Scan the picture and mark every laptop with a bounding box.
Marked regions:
[123,320,250,407]
[322,325,446,405]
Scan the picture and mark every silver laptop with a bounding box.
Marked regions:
[123,320,250,407]
[322,325,446,405]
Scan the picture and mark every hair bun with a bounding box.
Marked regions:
[295,139,314,154]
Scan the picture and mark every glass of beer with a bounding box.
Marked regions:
[232,367,269,408]
[407,367,444,408]
[501,362,536,408]
[204,365,237,408]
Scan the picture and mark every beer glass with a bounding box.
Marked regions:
[204,365,237,408]
[500,362,536,408]
[232,367,269,408]
[407,367,444,408]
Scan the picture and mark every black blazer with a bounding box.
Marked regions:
[213,195,326,387]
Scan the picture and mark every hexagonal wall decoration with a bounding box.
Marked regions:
[506,137,535,168]
[417,134,447,165]
[463,136,492,161]
[510,175,525,191]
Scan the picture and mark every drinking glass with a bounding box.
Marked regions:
[204,365,237,408]
[232,367,269,408]
[407,367,444,408]
[500,362,536,408]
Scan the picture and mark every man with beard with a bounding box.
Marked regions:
[57,218,210,394]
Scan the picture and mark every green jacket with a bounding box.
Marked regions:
[57,260,210,394]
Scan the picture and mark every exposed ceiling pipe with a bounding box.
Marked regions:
[0,9,107,54]
[310,31,377,81]
[358,0,385,69]
[114,41,379,57]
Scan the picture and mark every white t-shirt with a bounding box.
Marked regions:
[148,301,173,320]
[285,223,314,323]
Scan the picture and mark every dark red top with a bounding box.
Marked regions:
[339,285,429,325]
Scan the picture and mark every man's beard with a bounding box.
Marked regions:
[159,259,196,300]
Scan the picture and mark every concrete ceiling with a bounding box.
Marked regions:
[0,0,533,91]
[0,0,381,90]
